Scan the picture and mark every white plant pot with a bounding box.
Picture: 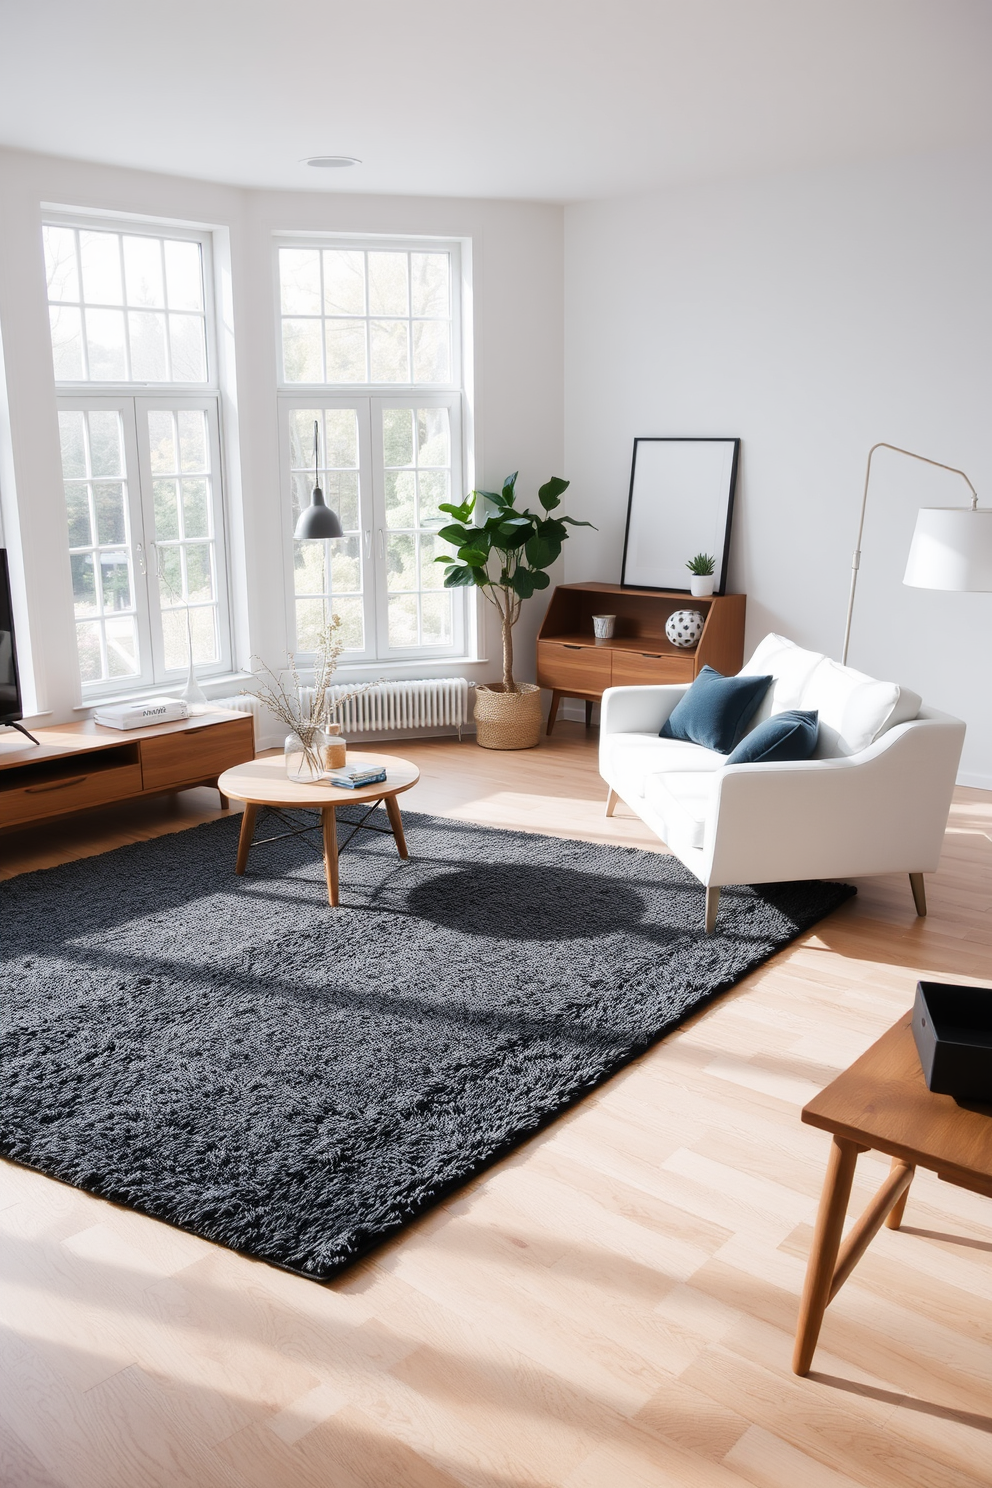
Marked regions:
[689,575,715,597]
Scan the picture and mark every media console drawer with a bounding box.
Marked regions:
[610,652,694,686]
[0,760,144,828]
[537,641,612,692]
[139,717,254,792]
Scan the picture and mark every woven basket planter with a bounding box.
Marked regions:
[474,683,543,750]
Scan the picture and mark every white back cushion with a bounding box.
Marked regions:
[737,633,825,727]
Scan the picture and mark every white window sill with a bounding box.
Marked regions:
[73,671,255,712]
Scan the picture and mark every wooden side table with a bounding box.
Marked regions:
[793,1013,992,1375]
[217,752,420,907]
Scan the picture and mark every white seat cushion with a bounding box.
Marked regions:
[601,733,726,797]
[643,771,717,851]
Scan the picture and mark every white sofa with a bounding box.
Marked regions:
[599,633,966,932]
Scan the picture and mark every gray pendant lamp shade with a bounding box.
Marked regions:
[293,419,344,540]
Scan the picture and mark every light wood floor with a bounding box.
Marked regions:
[1,725,990,1488]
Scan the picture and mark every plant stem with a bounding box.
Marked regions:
[502,607,515,691]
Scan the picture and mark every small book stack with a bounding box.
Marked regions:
[326,763,387,789]
[92,696,190,730]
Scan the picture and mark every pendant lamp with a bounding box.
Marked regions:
[293,420,343,540]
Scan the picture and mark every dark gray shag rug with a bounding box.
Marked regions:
[0,807,854,1279]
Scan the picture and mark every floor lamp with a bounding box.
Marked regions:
[842,442,992,665]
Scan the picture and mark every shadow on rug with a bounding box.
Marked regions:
[0,807,854,1280]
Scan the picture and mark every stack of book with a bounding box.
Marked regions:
[326,763,387,789]
[92,696,190,730]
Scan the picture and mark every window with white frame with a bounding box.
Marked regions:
[277,240,468,662]
[44,220,231,693]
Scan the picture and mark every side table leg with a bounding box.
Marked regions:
[322,806,340,906]
[235,803,257,875]
[385,794,409,859]
[792,1136,861,1375]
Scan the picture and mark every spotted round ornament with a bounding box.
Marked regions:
[665,609,705,649]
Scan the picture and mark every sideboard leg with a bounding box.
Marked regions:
[585,699,594,727]
[546,691,562,735]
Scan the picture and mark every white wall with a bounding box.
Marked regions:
[564,148,992,787]
[0,146,564,727]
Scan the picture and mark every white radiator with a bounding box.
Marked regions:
[216,677,471,744]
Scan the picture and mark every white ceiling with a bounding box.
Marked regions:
[1,0,990,202]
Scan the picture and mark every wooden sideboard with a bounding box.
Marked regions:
[0,709,254,833]
[537,581,746,733]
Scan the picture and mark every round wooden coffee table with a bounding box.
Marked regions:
[217,752,420,906]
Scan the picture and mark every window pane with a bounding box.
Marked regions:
[94,482,127,545]
[417,469,450,527]
[386,532,417,592]
[412,319,450,383]
[382,407,414,467]
[168,313,207,381]
[123,236,165,308]
[417,407,450,465]
[293,541,327,598]
[75,621,102,682]
[419,532,449,590]
[154,479,179,539]
[158,544,183,603]
[163,604,218,668]
[332,595,364,651]
[370,320,410,382]
[322,470,359,531]
[44,225,79,302]
[411,253,449,317]
[128,311,169,380]
[421,592,452,645]
[283,319,323,382]
[385,470,415,528]
[88,410,125,476]
[368,252,408,316]
[58,411,86,478]
[325,320,367,382]
[185,544,214,602]
[288,408,321,469]
[99,550,132,611]
[189,605,218,664]
[105,614,139,677]
[329,535,361,594]
[164,240,203,311]
[182,479,210,539]
[322,250,365,315]
[71,552,97,615]
[280,248,321,314]
[148,410,177,472]
[65,486,91,547]
[50,307,84,379]
[79,230,123,305]
[388,594,418,647]
[296,596,329,652]
[85,308,127,380]
[177,409,207,471]
[324,408,359,468]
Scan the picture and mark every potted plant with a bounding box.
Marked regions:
[438,472,594,749]
[686,552,716,597]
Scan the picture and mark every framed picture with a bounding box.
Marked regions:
[620,437,740,593]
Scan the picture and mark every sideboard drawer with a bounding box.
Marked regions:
[0,761,144,828]
[140,717,254,792]
[610,652,695,687]
[537,641,612,692]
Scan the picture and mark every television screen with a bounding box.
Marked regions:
[0,548,24,724]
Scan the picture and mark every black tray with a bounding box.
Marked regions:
[912,981,992,1103]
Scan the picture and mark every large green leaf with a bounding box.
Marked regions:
[437,522,475,546]
[524,535,560,569]
[538,476,569,511]
[442,565,477,588]
[559,515,596,528]
[509,567,539,598]
[457,545,489,566]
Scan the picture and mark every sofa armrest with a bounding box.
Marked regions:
[599,684,690,739]
[706,711,966,884]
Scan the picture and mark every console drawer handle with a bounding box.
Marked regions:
[563,644,582,650]
[184,725,215,736]
[25,776,87,793]
[642,653,662,659]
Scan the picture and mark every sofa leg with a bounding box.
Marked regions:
[909,873,927,917]
[605,787,619,818]
[705,886,721,934]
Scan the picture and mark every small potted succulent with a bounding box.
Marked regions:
[686,552,716,597]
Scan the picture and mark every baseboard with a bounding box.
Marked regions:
[254,724,475,752]
[956,769,992,792]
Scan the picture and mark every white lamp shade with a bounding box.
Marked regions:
[903,506,992,592]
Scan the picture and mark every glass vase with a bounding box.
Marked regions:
[284,730,327,783]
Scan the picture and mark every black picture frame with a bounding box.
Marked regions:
[620,437,740,593]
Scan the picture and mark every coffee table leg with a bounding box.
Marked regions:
[235,803,257,875]
[793,1136,861,1375]
[385,794,409,860]
[322,805,340,906]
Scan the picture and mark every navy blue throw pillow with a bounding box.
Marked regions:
[660,666,773,753]
[726,709,819,765]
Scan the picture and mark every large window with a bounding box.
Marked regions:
[277,240,468,662]
[45,220,230,694]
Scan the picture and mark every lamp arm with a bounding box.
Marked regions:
[841,442,979,664]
